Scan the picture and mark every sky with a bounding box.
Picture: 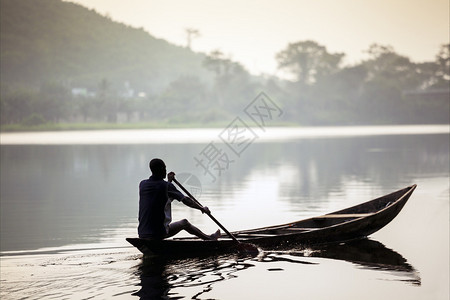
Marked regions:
[68,0,449,77]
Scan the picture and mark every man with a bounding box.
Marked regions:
[138,158,220,240]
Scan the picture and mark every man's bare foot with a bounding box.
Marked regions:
[209,229,221,240]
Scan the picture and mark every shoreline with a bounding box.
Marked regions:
[1,121,448,133]
[1,124,448,145]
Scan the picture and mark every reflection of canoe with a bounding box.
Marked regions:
[127,185,416,256]
[309,239,415,272]
[261,238,421,285]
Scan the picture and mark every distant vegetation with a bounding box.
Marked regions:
[1,0,448,131]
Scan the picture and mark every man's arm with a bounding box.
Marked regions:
[181,197,210,214]
[167,171,185,200]
[167,182,185,201]
[167,171,211,214]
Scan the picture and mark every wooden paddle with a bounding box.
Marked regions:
[172,177,258,254]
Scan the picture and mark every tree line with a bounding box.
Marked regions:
[1,41,448,128]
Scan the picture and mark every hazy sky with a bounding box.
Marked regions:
[68,0,448,76]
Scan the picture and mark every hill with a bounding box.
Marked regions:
[0,0,212,93]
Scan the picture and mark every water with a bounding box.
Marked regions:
[1,126,449,299]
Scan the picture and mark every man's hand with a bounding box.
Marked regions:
[167,171,175,182]
[201,206,211,215]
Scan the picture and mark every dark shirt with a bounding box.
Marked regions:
[138,176,184,238]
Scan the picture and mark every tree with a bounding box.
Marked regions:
[203,50,235,77]
[310,65,368,124]
[75,96,94,122]
[185,28,200,49]
[96,78,118,123]
[37,82,71,122]
[203,50,253,111]
[363,44,419,89]
[433,43,450,89]
[276,40,345,85]
[359,44,428,123]
[155,75,208,121]
[0,89,34,124]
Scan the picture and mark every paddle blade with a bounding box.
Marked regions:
[236,242,259,255]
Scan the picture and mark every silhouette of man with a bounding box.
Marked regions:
[138,158,220,240]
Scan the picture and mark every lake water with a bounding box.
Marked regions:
[1,125,449,299]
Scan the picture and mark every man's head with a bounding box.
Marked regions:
[149,158,166,179]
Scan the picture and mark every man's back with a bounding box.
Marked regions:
[138,176,168,238]
[138,176,185,238]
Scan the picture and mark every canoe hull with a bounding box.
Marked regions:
[126,238,238,257]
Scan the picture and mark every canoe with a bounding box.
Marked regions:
[126,184,416,256]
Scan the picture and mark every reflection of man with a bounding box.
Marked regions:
[138,158,220,240]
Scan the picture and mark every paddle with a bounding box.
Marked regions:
[172,177,258,254]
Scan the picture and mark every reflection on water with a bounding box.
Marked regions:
[0,238,424,300]
[0,248,141,300]
[132,238,420,299]
[134,253,256,299]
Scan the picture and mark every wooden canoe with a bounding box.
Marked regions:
[126,184,416,256]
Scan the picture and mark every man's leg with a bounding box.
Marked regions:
[167,219,220,240]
